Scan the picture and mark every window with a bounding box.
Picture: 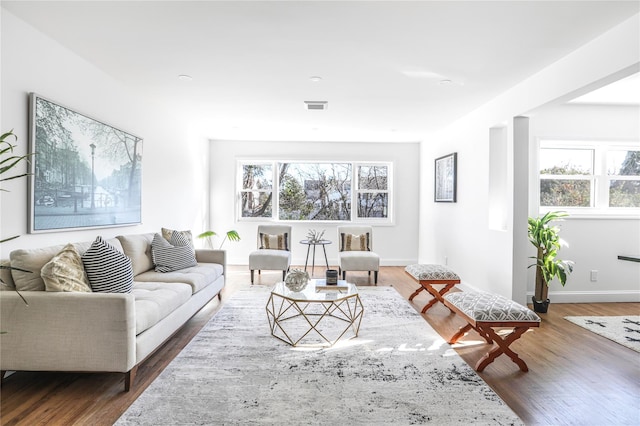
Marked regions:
[238,161,392,222]
[538,140,640,214]
[240,163,273,218]
[356,165,389,218]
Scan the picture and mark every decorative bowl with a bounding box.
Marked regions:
[284,268,310,291]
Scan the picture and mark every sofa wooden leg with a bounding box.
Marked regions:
[374,271,378,285]
[124,366,138,392]
[282,270,286,280]
[217,292,222,301]
[342,271,346,280]
[250,270,254,284]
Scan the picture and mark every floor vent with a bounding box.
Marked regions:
[304,101,328,110]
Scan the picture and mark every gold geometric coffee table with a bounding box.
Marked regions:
[266,279,364,347]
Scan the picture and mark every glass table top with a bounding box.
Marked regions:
[271,279,358,302]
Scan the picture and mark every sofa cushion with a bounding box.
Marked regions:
[10,238,124,291]
[41,243,92,292]
[151,233,197,273]
[134,263,223,294]
[82,236,134,293]
[116,233,155,276]
[259,233,289,251]
[133,281,192,335]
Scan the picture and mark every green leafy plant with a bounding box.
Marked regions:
[528,211,574,304]
[0,129,32,306]
[197,230,241,249]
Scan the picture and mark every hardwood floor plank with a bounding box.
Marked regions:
[1,265,638,425]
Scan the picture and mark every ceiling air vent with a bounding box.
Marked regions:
[304,101,328,111]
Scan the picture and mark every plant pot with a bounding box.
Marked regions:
[531,297,550,313]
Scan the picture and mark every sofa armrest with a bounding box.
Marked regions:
[0,291,136,373]
[195,249,226,276]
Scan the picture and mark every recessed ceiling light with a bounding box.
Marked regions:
[439,79,453,85]
[178,74,193,81]
[309,76,322,82]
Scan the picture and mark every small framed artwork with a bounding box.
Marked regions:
[434,152,457,203]
[28,93,143,233]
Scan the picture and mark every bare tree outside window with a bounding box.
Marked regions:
[240,164,273,217]
[608,150,640,207]
[238,161,392,222]
[279,163,351,220]
[540,148,592,207]
[539,142,640,213]
[357,165,388,218]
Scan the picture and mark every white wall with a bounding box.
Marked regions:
[0,10,210,257]
[528,104,640,302]
[208,140,420,266]
[419,14,640,303]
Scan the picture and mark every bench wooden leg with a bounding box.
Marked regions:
[408,286,425,301]
[448,323,493,345]
[448,323,473,344]
[475,326,530,372]
[421,283,456,313]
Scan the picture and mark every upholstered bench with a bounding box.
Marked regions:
[405,264,461,313]
[443,291,541,372]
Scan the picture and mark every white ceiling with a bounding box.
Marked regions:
[568,72,640,105]
[3,1,639,142]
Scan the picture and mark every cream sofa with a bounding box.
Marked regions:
[0,232,225,391]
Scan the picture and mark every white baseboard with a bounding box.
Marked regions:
[527,290,640,303]
[458,283,640,303]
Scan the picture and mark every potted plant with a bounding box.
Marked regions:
[197,230,241,249]
[527,211,574,313]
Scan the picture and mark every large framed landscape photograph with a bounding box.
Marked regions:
[434,152,457,203]
[28,93,143,233]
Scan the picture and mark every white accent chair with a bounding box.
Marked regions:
[249,225,292,284]
[337,225,379,285]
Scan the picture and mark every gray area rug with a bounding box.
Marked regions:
[565,315,640,353]
[117,287,522,425]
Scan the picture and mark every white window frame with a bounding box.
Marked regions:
[354,163,391,221]
[236,160,393,223]
[537,139,640,217]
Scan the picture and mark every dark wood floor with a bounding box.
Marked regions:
[1,266,639,425]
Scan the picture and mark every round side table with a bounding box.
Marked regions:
[300,239,331,276]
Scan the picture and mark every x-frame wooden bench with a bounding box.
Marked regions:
[443,291,541,372]
[405,264,461,314]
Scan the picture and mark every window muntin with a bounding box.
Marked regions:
[238,161,391,222]
[538,141,640,214]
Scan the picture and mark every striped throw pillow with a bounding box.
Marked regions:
[340,233,370,252]
[161,227,194,248]
[151,233,198,273]
[259,233,289,251]
[81,236,134,293]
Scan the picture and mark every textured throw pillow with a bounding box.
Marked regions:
[340,233,370,252]
[151,233,198,273]
[259,233,289,251]
[41,243,92,292]
[81,236,134,293]
[161,227,194,247]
